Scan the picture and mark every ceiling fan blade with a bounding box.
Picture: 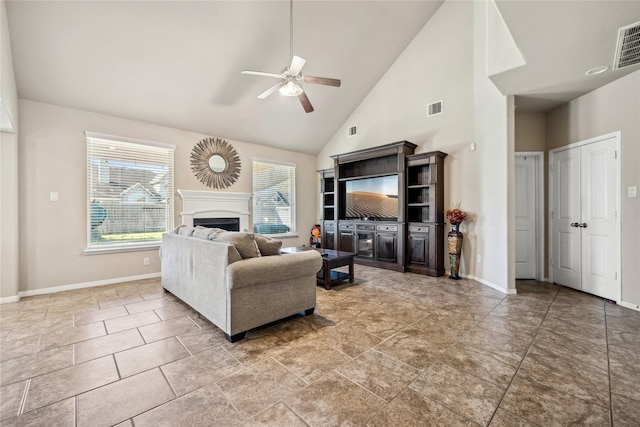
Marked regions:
[241,70,282,79]
[298,92,314,113]
[258,82,283,99]
[303,76,341,87]
[289,56,306,75]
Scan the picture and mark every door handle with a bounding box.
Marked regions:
[570,222,580,227]
[579,223,588,228]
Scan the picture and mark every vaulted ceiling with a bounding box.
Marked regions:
[5,1,640,155]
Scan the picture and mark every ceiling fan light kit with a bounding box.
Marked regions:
[241,0,340,113]
[279,80,303,97]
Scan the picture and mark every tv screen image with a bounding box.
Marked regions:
[345,175,398,220]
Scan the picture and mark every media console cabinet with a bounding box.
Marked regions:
[319,141,446,276]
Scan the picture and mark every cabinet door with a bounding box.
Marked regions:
[323,229,335,250]
[407,232,428,265]
[339,231,356,253]
[376,233,397,263]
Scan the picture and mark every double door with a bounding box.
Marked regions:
[550,134,619,300]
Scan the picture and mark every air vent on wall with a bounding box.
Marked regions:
[427,100,443,117]
[348,125,357,137]
[614,21,640,70]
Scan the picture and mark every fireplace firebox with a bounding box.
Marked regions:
[193,217,240,232]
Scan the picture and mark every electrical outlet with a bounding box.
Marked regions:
[143,257,150,266]
[477,254,482,263]
[50,192,59,202]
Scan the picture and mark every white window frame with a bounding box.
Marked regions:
[85,131,175,254]
[252,159,296,237]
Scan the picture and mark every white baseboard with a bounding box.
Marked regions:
[0,272,161,304]
[619,300,640,312]
[462,275,513,294]
[0,294,20,304]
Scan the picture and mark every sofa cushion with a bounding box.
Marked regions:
[212,232,261,259]
[254,234,282,256]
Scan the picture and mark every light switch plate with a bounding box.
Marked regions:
[50,192,59,202]
[629,186,637,198]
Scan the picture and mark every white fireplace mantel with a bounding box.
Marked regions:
[177,189,252,231]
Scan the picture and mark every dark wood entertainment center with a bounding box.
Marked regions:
[319,141,447,276]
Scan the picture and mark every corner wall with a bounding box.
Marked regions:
[17,100,318,296]
[0,0,20,301]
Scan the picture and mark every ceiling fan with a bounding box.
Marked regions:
[241,0,341,113]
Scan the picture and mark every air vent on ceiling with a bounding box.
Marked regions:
[614,21,640,70]
[427,100,443,117]
[348,125,357,137]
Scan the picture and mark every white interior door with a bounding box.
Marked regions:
[551,147,581,290]
[550,134,619,300]
[580,138,618,300]
[515,155,537,279]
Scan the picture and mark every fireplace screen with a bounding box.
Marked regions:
[193,217,240,232]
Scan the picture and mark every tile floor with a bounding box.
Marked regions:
[1,266,639,426]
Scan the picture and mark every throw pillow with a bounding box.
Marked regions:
[227,244,243,264]
[254,234,282,256]
[193,226,217,240]
[175,225,195,236]
[212,232,261,259]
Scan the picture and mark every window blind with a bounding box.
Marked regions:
[252,160,296,235]
[86,132,175,252]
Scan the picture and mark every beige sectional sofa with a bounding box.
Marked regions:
[161,226,322,342]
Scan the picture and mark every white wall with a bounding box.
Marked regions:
[317,0,512,292]
[546,70,640,308]
[472,0,513,293]
[0,0,19,301]
[17,100,318,295]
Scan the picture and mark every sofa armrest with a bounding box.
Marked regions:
[227,250,322,289]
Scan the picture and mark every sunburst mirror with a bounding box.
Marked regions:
[190,137,241,189]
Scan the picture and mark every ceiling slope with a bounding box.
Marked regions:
[492,0,640,112]
[5,0,443,154]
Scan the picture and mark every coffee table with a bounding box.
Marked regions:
[281,247,355,290]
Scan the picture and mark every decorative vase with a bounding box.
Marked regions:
[447,222,463,280]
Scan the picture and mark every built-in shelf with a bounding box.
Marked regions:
[321,144,447,276]
[405,151,447,276]
[319,169,337,246]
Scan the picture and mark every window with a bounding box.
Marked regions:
[252,160,295,235]
[86,132,175,253]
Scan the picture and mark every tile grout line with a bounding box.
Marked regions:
[484,284,560,426]
[173,335,194,357]
[212,381,249,425]
[17,378,30,416]
[604,303,614,426]
[158,365,179,399]
[383,293,509,426]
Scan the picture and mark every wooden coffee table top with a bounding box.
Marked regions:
[281,246,355,290]
[281,246,356,260]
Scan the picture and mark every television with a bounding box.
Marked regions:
[345,175,398,220]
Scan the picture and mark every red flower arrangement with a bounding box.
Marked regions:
[445,205,467,224]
